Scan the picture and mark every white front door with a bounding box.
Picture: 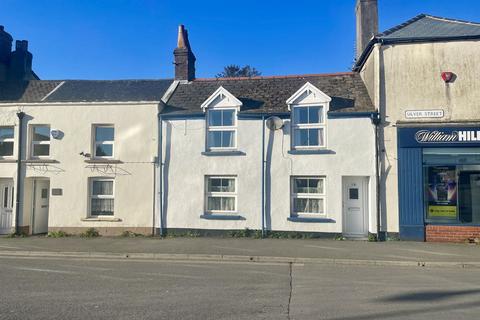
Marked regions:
[33,179,50,234]
[0,180,14,234]
[343,177,368,238]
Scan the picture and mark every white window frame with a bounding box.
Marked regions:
[291,103,327,150]
[206,108,237,151]
[291,176,326,216]
[89,178,115,217]
[93,125,115,159]
[30,125,51,159]
[0,126,14,158]
[205,176,237,214]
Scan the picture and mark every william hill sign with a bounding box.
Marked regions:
[398,127,480,148]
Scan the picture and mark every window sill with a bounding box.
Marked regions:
[287,217,335,223]
[84,159,123,164]
[200,214,246,221]
[201,151,246,156]
[81,217,122,222]
[23,159,59,164]
[288,149,335,155]
[0,158,17,163]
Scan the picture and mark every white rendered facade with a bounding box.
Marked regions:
[159,84,378,236]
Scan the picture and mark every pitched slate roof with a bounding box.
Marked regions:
[379,14,480,40]
[0,79,173,103]
[165,73,375,115]
[0,80,62,103]
[45,80,173,102]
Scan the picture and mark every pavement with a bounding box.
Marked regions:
[0,236,479,267]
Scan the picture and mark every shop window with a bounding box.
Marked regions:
[424,148,480,224]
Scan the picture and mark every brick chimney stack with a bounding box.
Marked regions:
[8,40,33,81]
[0,25,13,81]
[174,25,196,81]
[356,0,378,59]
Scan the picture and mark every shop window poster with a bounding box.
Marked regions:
[427,166,457,218]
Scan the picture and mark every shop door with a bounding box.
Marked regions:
[33,179,50,234]
[343,177,368,238]
[0,180,14,234]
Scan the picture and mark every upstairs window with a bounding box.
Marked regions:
[292,105,325,148]
[31,125,51,158]
[207,109,236,150]
[286,82,331,150]
[0,127,14,157]
[201,87,242,152]
[94,125,114,158]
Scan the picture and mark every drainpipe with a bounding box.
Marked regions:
[158,114,164,237]
[261,116,266,238]
[15,111,25,235]
[371,112,382,241]
[151,161,156,236]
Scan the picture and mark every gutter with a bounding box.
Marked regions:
[328,111,377,118]
[15,112,25,235]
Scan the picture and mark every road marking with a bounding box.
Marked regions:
[14,267,76,274]
[138,272,204,280]
[0,245,22,249]
[59,264,112,271]
[304,245,347,251]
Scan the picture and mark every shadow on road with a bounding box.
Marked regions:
[380,288,480,302]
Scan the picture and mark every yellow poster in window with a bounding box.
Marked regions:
[428,205,457,218]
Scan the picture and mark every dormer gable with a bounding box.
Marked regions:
[286,82,331,110]
[200,86,242,111]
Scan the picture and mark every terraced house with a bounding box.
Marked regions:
[159,30,378,237]
[1,0,479,242]
[0,27,171,235]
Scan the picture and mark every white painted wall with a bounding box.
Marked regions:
[161,115,377,233]
[0,103,159,233]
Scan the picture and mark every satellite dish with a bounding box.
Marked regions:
[266,116,284,130]
[50,129,63,139]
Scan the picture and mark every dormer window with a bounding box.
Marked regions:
[207,109,236,149]
[286,82,331,150]
[292,105,325,148]
[201,86,242,152]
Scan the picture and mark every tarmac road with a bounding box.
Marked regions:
[1,255,480,320]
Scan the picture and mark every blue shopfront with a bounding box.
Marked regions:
[398,126,480,241]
